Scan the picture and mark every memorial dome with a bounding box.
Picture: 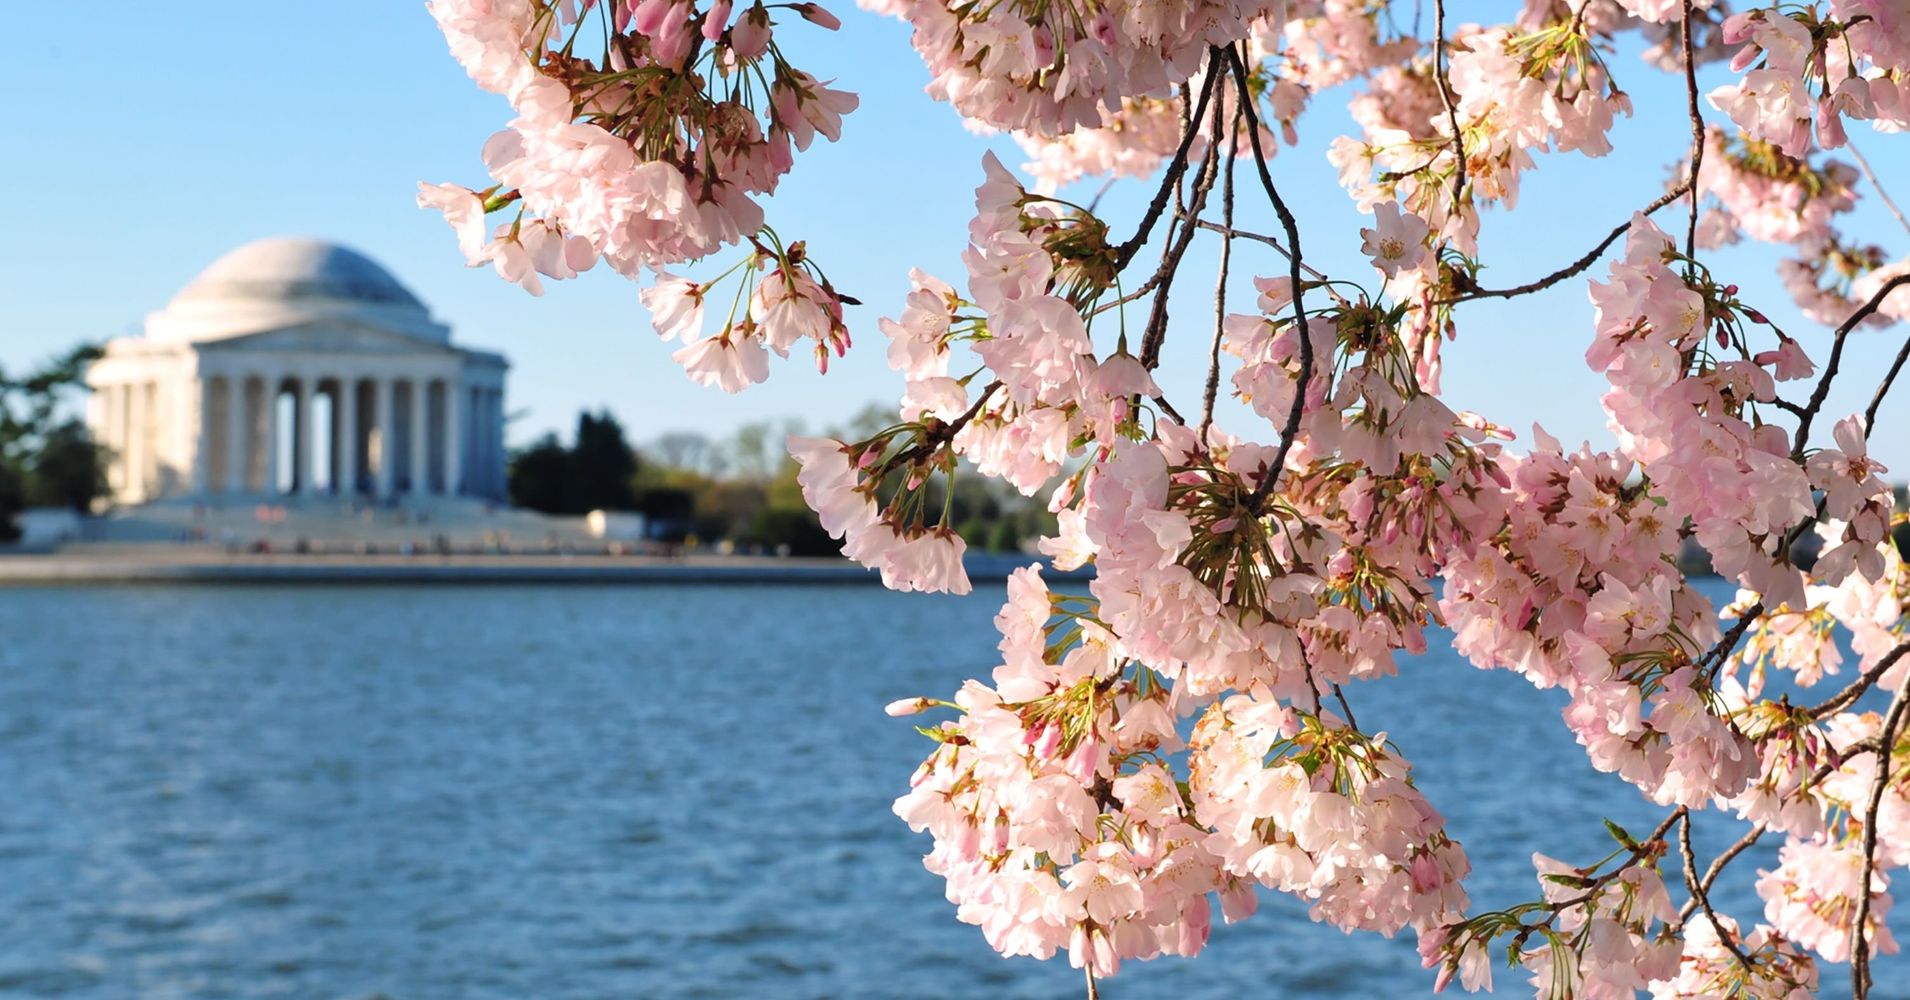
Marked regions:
[145,237,449,343]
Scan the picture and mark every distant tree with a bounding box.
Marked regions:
[0,464,22,542]
[569,410,639,511]
[24,420,108,512]
[985,517,1021,553]
[648,431,714,475]
[722,421,774,481]
[506,409,641,515]
[738,506,835,556]
[1,344,106,538]
[507,433,573,514]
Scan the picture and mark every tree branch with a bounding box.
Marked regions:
[1433,0,1466,212]
[1222,45,1313,509]
[1795,273,1910,456]
[1202,99,1243,436]
[1680,0,1706,261]
[1678,823,1765,922]
[1848,138,1910,239]
[1114,66,1219,270]
[1677,811,1756,970]
[1140,75,1227,370]
[1807,641,1910,721]
[1863,315,1910,438]
[1435,181,1690,304]
[1852,671,1910,998]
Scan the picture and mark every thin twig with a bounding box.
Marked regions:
[1677,811,1755,970]
[1865,327,1910,438]
[1202,101,1242,436]
[1699,601,1763,679]
[1529,809,1687,933]
[1331,684,1360,732]
[1679,824,1766,922]
[1848,139,1910,238]
[1190,220,1335,284]
[1114,67,1219,270]
[1224,45,1313,509]
[1851,671,1910,998]
[1434,181,1690,304]
[1807,641,1910,721]
[1433,0,1467,212]
[1140,89,1226,370]
[1680,0,1705,261]
[1795,273,1910,456]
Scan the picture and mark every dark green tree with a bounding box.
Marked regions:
[568,410,639,512]
[24,420,108,511]
[507,433,574,514]
[506,409,642,515]
[1,344,106,538]
[0,464,23,542]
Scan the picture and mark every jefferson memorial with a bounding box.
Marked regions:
[86,237,509,505]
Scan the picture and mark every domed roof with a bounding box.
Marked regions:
[145,237,451,345]
[175,237,425,309]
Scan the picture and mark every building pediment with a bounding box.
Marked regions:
[193,319,463,357]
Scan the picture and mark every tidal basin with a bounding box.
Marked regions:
[3,581,1906,999]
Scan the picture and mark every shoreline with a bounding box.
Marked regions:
[0,550,1090,587]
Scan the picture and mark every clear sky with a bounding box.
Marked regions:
[3,2,1907,467]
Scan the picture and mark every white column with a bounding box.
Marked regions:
[126,380,148,502]
[101,383,121,496]
[262,377,281,495]
[293,376,315,495]
[471,387,484,498]
[409,379,428,496]
[226,377,248,494]
[444,381,463,498]
[490,387,505,499]
[337,378,359,497]
[374,378,395,499]
[192,377,212,496]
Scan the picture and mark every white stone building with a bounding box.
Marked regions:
[86,237,509,505]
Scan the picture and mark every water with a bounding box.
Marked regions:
[0,582,1902,999]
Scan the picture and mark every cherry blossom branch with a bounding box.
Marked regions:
[1141,79,1228,369]
[1864,321,1910,437]
[1114,66,1220,270]
[1852,671,1910,998]
[1678,823,1766,922]
[1794,273,1910,455]
[870,381,1000,480]
[1203,102,1243,435]
[1677,810,1755,970]
[1436,181,1690,304]
[1526,808,1686,935]
[1331,684,1361,732]
[1806,641,1910,721]
[1699,604,1762,678]
[1224,44,1312,509]
[1432,0,1466,211]
[1190,221,1336,286]
[1847,139,1910,238]
[1679,0,1705,260]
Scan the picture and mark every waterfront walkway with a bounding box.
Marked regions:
[0,550,1087,586]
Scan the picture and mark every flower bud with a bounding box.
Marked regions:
[794,2,840,29]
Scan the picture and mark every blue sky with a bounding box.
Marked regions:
[3,2,1907,467]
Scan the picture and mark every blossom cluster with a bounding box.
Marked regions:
[421,0,858,387]
[857,0,1285,136]
[893,566,1466,976]
[421,0,1910,995]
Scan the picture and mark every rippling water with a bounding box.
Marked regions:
[0,582,1904,999]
